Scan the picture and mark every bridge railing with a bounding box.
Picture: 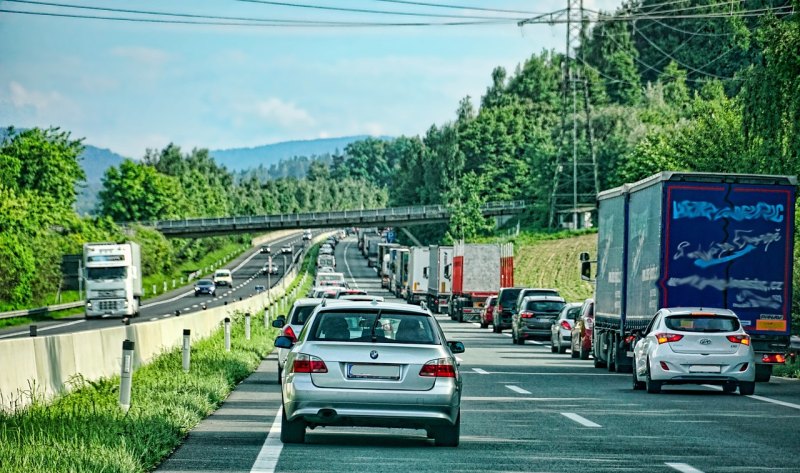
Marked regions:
[148,201,526,231]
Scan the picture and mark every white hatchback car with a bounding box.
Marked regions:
[632,308,755,395]
[212,269,233,287]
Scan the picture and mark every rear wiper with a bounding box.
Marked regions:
[370,310,382,343]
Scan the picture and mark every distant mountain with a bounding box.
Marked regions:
[211,135,391,172]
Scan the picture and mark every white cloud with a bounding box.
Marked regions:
[111,46,170,66]
[7,81,65,112]
[249,98,315,128]
[362,122,385,136]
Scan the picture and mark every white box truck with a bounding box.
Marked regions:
[426,245,453,314]
[406,246,430,305]
[83,242,143,318]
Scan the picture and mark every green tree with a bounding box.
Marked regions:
[98,160,185,221]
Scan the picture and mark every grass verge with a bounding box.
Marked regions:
[774,357,800,379]
[0,244,320,473]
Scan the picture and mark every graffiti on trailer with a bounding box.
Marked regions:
[732,290,783,310]
[666,275,784,292]
[672,200,785,222]
[673,228,782,268]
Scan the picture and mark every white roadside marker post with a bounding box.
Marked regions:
[224,317,231,352]
[182,329,191,373]
[119,339,134,412]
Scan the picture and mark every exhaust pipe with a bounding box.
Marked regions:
[318,408,337,419]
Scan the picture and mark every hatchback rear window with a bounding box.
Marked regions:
[665,315,740,332]
[310,310,439,344]
[520,289,560,300]
[290,305,318,325]
[499,289,523,307]
[524,301,565,313]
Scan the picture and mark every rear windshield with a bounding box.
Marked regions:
[565,306,581,319]
[290,305,318,325]
[665,316,740,332]
[317,274,343,282]
[521,289,559,299]
[309,310,439,344]
[499,289,523,307]
[215,270,230,277]
[486,297,497,307]
[524,300,565,313]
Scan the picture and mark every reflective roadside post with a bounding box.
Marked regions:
[224,317,231,352]
[245,312,251,341]
[119,339,134,412]
[182,329,191,373]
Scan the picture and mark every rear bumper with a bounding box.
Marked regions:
[283,375,460,428]
[496,312,513,329]
[649,351,755,383]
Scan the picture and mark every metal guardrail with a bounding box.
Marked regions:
[144,201,529,238]
[0,301,84,321]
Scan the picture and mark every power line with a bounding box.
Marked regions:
[0,8,512,27]
[368,0,543,15]
[634,27,739,79]
[231,0,525,21]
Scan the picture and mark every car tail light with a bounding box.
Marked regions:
[659,361,669,371]
[283,325,298,343]
[498,305,503,314]
[655,333,684,344]
[726,334,750,345]
[739,363,749,372]
[560,321,571,330]
[762,354,786,364]
[292,353,328,373]
[520,311,534,319]
[624,335,636,344]
[419,358,457,378]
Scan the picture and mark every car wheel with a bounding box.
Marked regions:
[511,329,518,344]
[280,407,306,444]
[493,323,500,333]
[277,365,282,384]
[480,319,488,329]
[645,359,661,394]
[550,335,558,353]
[557,337,567,354]
[632,365,645,390]
[739,381,755,395]
[195,292,199,297]
[722,382,736,393]
[433,411,460,447]
[570,346,579,358]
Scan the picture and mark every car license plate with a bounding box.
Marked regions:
[347,363,400,380]
[689,365,721,373]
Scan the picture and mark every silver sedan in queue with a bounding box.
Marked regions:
[275,301,464,446]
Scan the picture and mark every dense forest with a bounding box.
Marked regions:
[0,0,797,312]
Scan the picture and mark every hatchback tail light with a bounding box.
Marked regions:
[283,325,298,343]
[726,334,750,345]
[655,333,684,344]
[560,321,571,330]
[520,311,534,319]
[761,353,786,364]
[419,358,457,378]
[292,353,328,373]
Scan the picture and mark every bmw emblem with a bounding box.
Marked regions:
[370,350,379,360]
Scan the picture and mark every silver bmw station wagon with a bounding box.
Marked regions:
[275,301,465,446]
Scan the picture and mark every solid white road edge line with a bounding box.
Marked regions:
[472,368,489,374]
[561,412,601,428]
[0,319,86,339]
[702,384,800,410]
[343,242,360,289]
[665,463,705,473]
[250,407,284,473]
[505,385,532,395]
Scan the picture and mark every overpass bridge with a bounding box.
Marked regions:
[147,201,529,238]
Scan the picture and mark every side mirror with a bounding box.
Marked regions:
[447,341,465,354]
[444,264,452,280]
[272,317,286,328]
[579,252,590,262]
[580,261,592,281]
[274,336,294,348]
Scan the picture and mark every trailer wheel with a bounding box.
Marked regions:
[739,381,755,396]
[755,364,773,383]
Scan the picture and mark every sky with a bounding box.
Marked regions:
[0,0,621,158]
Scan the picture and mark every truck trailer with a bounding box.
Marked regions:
[406,246,430,305]
[582,172,796,380]
[83,242,143,319]
[426,245,453,314]
[449,242,514,322]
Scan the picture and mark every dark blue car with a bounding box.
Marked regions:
[194,279,216,297]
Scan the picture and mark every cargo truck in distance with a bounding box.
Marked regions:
[406,246,430,305]
[378,243,399,289]
[426,245,453,314]
[580,172,796,381]
[84,242,143,319]
[448,242,514,323]
[393,248,410,298]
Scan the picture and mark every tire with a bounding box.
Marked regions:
[550,334,558,353]
[570,347,579,359]
[280,407,306,444]
[739,381,755,396]
[607,336,617,372]
[433,412,460,447]
[645,359,662,394]
[493,324,501,333]
[511,329,518,344]
[277,365,282,384]
[755,364,773,383]
[722,382,736,393]
[632,365,645,390]
[480,319,488,329]
[557,337,567,354]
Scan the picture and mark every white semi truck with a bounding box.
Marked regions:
[406,246,430,305]
[83,242,143,319]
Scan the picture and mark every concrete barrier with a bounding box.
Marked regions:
[0,234,328,411]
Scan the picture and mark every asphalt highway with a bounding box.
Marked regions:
[0,232,308,340]
[155,237,800,473]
